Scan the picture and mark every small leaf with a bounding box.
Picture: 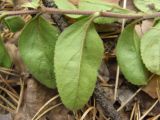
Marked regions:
[133,0,160,12]
[142,75,159,99]
[141,22,160,75]
[78,0,130,24]
[54,0,130,24]
[54,0,81,18]
[0,36,12,68]
[54,16,103,110]
[22,0,41,9]
[3,16,25,32]
[79,0,114,10]
[116,23,149,85]
[19,16,59,88]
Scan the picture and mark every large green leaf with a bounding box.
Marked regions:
[3,16,25,32]
[116,24,149,85]
[19,16,59,88]
[134,0,160,12]
[141,22,160,75]
[54,16,103,110]
[0,36,12,68]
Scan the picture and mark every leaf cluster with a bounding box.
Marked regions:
[0,0,160,110]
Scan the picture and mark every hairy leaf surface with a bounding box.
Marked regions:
[141,22,160,75]
[19,16,59,88]
[3,16,25,32]
[134,0,160,12]
[54,16,103,110]
[116,24,149,85]
[0,36,12,67]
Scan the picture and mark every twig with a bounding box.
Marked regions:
[93,99,96,120]
[152,114,160,120]
[0,69,19,76]
[114,66,120,100]
[0,103,15,113]
[117,88,142,112]
[34,103,62,120]
[0,95,16,110]
[139,99,159,120]
[31,95,59,120]
[130,103,136,120]
[0,86,19,104]
[0,79,19,84]
[80,107,95,120]
[0,75,18,96]
[1,7,160,19]
[16,79,24,113]
[137,102,141,120]
[94,82,121,120]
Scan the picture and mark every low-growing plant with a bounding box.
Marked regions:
[0,0,160,110]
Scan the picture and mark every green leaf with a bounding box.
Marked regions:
[141,22,160,75]
[19,16,59,88]
[54,16,103,110]
[0,36,12,68]
[79,0,114,11]
[3,16,25,32]
[54,0,130,24]
[54,0,81,18]
[54,0,77,10]
[22,0,41,9]
[116,24,149,85]
[133,0,160,12]
[78,0,130,24]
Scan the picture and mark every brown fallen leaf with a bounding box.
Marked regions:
[135,20,154,37]
[142,75,159,99]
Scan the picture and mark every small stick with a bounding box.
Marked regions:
[31,95,59,120]
[0,86,19,104]
[16,79,24,113]
[117,88,142,111]
[80,107,95,120]
[1,7,160,19]
[0,95,16,110]
[34,103,62,120]
[139,99,159,120]
[130,103,136,120]
[152,114,160,120]
[0,103,15,113]
[0,75,18,96]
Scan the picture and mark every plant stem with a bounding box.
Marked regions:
[1,7,160,19]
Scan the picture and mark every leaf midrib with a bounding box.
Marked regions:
[36,17,55,84]
[72,17,94,108]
